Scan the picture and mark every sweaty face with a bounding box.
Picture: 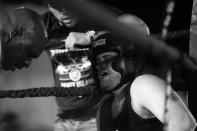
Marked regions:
[48,5,78,27]
[96,51,121,91]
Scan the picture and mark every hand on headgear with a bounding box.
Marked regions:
[0,7,47,71]
[62,31,95,50]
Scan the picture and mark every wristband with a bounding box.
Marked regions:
[86,30,95,44]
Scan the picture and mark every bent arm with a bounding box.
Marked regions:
[130,74,196,131]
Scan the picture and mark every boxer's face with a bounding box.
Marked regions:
[96,51,121,91]
[48,5,78,27]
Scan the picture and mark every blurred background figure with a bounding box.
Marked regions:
[0,2,56,131]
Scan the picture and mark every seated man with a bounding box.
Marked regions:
[92,15,196,131]
[0,7,47,71]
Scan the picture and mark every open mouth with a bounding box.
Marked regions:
[99,72,108,78]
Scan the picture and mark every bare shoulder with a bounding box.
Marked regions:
[130,74,167,119]
[130,74,167,109]
[131,74,166,92]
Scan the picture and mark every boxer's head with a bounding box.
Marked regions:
[93,32,139,91]
[92,32,123,91]
[92,14,149,92]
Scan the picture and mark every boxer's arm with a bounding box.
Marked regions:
[130,74,196,131]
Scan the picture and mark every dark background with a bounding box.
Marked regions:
[1,0,193,33]
[0,0,196,129]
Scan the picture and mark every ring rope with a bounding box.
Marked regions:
[161,1,176,131]
[0,87,92,98]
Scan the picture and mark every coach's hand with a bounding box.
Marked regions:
[62,31,94,50]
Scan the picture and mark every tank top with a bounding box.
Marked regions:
[99,83,163,131]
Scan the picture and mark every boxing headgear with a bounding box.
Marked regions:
[0,7,47,70]
[92,14,150,92]
[92,32,140,80]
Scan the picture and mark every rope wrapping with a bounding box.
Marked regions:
[161,1,176,131]
[0,87,92,98]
